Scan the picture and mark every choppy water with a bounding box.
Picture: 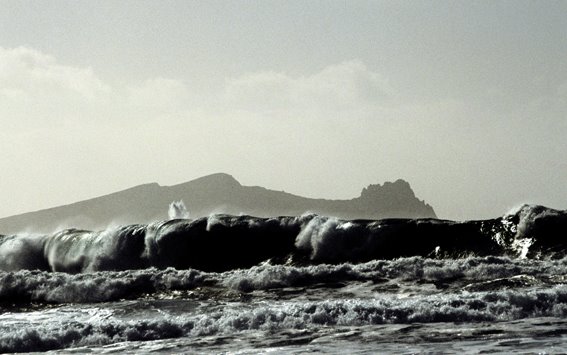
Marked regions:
[1,204,567,353]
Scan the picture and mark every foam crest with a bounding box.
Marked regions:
[224,256,567,292]
[0,268,209,304]
[1,257,561,305]
[0,234,48,271]
[43,225,148,273]
[195,285,567,329]
[295,216,341,260]
[0,308,194,353]
[500,204,567,257]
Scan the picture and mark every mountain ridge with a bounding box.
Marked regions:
[0,173,436,234]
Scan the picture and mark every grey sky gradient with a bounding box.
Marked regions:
[1,0,566,220]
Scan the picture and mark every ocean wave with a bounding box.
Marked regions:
[0,205,566,273]
[2,257,567,305]
[0,268,208,304]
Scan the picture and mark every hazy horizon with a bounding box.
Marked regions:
[1,0,566,220]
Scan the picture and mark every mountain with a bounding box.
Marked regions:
[0,173,436,234]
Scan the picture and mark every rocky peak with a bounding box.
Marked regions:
[360,179,416,200]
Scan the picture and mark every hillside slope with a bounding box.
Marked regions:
[0,173,436,233]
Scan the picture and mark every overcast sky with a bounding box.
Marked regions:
[1,0,566,220]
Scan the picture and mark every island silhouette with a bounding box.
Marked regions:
[0,173,436,234]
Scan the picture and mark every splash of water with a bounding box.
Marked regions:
[168,200,190,220]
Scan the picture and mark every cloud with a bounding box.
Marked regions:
[9,45,561,221]
[0,47,394,130]
[0,46,110,102]
[126,77,190,111]
[0,46,191,130]
[224,60,393,113]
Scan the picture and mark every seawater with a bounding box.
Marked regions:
[1,204,567,353]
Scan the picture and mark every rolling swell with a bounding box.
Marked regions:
[0,204,566,273]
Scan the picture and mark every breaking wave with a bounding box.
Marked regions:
[0,204,566,273]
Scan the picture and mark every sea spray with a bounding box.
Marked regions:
[168,200,190,220]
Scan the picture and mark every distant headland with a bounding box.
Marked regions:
[0,173,436,234]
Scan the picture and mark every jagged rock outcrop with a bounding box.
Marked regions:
[355,179,435,218]
[0,173,436,234]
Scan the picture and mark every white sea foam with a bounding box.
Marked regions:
[3,284,567,353]
[0,257,566,304]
